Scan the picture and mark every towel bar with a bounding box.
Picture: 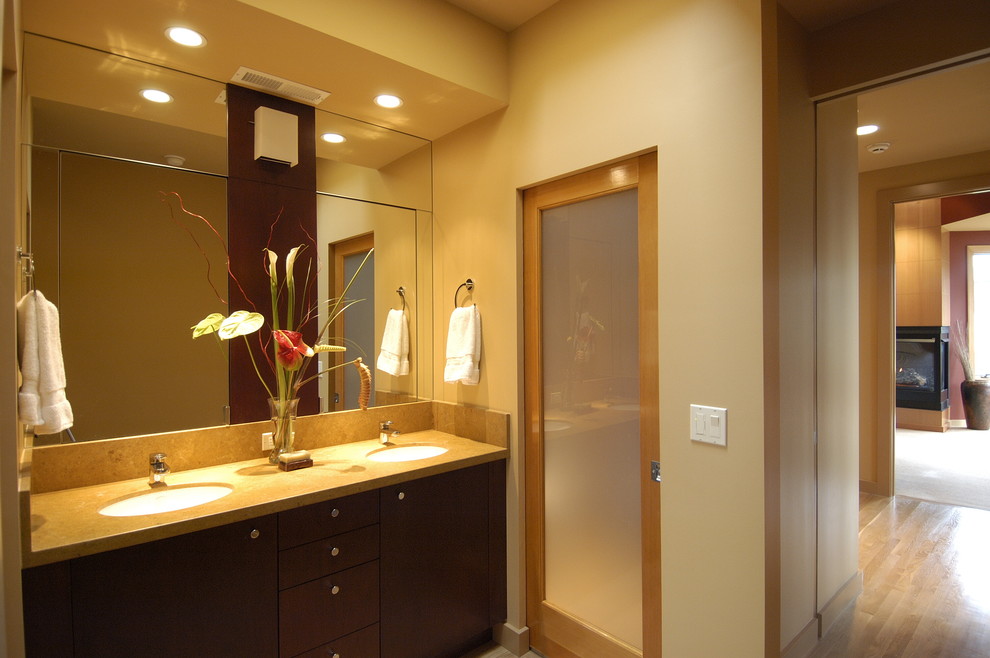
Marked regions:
[454,279,474,308]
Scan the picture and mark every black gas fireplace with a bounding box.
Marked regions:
[895,325,949,411]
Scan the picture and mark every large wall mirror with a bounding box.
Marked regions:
[22,34,433,443]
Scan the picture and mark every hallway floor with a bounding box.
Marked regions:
[809,493,990,657]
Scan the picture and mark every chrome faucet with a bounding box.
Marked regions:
[149,452,170,487]
[379,421,399,445]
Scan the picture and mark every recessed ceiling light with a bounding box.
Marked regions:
[141,89,172,103]
[375,94,403,109]
[321,133,346,144]
[166,27,206,47]
[857,124,879,136]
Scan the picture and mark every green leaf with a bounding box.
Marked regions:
[191,313,225,338]
[218,310,265,340]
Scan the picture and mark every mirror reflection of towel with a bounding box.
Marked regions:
[17,291,74,434]
[444,305,481,385]
[377,308,410,376]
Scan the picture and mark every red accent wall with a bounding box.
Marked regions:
[227,85,318,423]
[948,231,990,419]
[942,192,990,225]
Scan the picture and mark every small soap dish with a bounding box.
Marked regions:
[277,450,313,472]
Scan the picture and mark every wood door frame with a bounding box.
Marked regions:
[869,173,990,496]
[328,232,374,411]
[523,153,660,657]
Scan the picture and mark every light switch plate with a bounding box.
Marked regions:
[690,404,728,447]
[262,432,274,451]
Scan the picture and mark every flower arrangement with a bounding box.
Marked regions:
[166,193,371,463]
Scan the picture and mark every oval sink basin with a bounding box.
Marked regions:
[366,444,448,463]
[99,483,234,517]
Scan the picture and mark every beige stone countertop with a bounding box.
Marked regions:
[25,431,507,567]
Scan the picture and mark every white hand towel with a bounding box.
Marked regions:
[17,291,73,435]
[444,305,481,385]
[377,308,410,376]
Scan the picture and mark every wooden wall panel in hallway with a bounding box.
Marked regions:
[811,494,990,657]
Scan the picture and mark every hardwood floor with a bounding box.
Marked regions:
[810,493,990,657]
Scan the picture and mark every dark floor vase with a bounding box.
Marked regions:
[961,379,990,430]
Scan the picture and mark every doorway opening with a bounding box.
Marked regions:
[889,189,990,509]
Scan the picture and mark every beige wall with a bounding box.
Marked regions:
[434,0,767,653]
[815,95,861,624]
[775,7,818,653]
[860,150,990,489]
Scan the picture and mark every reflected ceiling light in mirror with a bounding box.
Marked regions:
[141,89,173,103]
[321,132,346,144]
[375,94,403,109]
[857,124,879,136]
[166,27,206,48]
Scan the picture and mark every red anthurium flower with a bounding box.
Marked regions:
[273,330,313,371]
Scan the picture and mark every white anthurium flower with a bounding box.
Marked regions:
[191,313,226,338]
[218,310,265,340]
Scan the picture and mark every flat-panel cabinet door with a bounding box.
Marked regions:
[380,464,491,658]
[70,515,278,657]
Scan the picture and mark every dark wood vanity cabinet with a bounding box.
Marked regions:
[277,489,380,657]
[22,514,279,657]
[22,461,506,658]
[380,462,507,658]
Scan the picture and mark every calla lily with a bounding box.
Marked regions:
[218,310,265,340]
[191,313,226,338]
[285,246,300,287]
[273,329,314,370]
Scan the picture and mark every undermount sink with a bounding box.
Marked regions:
[99,483,234,517]
[366,444,448,463]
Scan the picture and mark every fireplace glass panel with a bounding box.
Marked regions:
[896,340,936,392]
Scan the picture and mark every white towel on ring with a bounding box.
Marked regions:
[444,305,481,385]
[377,308,410,376]
[17,291,74,434]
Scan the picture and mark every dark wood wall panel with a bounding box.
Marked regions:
[227,85,318,423]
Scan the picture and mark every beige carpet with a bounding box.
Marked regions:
[896,427,990,511]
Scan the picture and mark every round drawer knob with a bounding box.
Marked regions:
[328,652,340,658]
[330,508,340,518]
[330,585,340,595]
[249,529,260,539]
[397,492,405,500]
[330,546,340,557]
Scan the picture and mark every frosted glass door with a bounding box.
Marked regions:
[541,188,642,649]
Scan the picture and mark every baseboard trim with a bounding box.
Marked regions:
[494,622,531,656]
[818,571,863,637]
[949,419,966,428]
[859,479,882,495]
[781,617,819,658]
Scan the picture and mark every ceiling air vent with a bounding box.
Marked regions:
[230,67,330,105]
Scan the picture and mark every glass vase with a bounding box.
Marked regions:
[267,397,300,465]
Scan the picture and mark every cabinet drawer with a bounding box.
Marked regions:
[279,489,379,549]
[279,560,380,657]
[279,524,379,590]
[293,623,380,658]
